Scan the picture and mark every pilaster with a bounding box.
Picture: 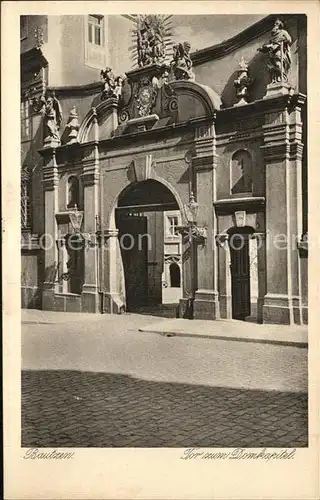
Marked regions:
[100,228,126,314]
[80,126,100,312]
[41,149,59,309]
[261,94,306,324]
[192,120,220,320]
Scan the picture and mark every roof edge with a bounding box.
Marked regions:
[191,14,303,66]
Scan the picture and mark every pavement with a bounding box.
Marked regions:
[139,318,308,347]
[21,308,308,448]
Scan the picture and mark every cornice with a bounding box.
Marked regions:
[214,196,265,215]
[217,93,306,124]
[191,14,303,66]
[48,81,102,98]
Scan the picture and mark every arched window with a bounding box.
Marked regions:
[67,176,80,209]
[231,150,253,195]
[170,262,181,288]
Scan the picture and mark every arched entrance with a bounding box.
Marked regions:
[170,262,181,288]
[227,226,255,320]
[115,179,181,314]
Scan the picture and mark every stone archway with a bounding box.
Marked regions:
[102,178,186,314]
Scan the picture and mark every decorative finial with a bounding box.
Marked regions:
[233,56,251,106]
[65,106,79,145]
[34,27,44,48]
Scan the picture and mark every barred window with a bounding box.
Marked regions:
[88,15,104,46]
[21,100,31,140]
[167,215,179,237]
[21,170,31,229]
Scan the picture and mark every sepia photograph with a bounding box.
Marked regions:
[19,11,309,450]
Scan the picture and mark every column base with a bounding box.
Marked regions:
[257,297,264,324]
[81,291,99,313]
[302,306,308,325]
[219,294,232,319]
[102,292,126,314]
[178,297,194,319]
[193,289,220,320]
[262,294,293,325]
[263,81,292,99]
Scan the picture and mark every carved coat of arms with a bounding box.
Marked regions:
[135,78,158,117]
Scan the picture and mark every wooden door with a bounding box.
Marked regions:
[229,234,251,319]
[117,215,148,311]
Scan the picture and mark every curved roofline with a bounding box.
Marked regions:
[170,80,221,113]
[191,13,303,66]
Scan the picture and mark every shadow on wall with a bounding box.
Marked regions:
[221,51,270,108]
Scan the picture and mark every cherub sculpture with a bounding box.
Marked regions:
[171,42,194,81]
[100,67,125,101]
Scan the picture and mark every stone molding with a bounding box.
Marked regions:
[214,196,265,215]
[42,151,59,190]
[191,14,303,66]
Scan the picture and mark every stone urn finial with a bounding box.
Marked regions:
[66,106,79,145]
[233,57,251,106]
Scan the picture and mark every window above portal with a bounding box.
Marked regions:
[166,215,179,237]
[230,150,253,196]
[85,15,108,70]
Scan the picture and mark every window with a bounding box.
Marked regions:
[20,16,28,40]
[167,216,179,237]
[67,176,80,209]
[21,100,31,140]
[88,15,104,46]
[21,169,31,229]
[231,150,253,195]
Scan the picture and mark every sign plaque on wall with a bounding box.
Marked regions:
[234,210,246,227]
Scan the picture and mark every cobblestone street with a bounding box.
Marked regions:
[21,310,308,448]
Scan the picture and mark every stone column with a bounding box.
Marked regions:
[80,114,100,313]
[179,230,196,319]
[261,94,305,324]
[101,228,126,314]
[192,121,220,320]
[42,148,59,310]
[56,238,68,294]
[255,232,267,323]
[217,235,232,319]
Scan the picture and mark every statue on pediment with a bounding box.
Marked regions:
[258,19,292,83]
[101,67,126,101]
[136,15,167,67]
[171,41,195,81]
[42,92,63,146]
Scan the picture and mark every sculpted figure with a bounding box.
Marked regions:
[149,27,165,61]
[136,15,166,67]
[137,28,152,67]
[171,41,194,80]
[101,67,116,99]
[100,68,125,100]
[258,19,292,83]
[114,75,125,100]
[42,93,63,145]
